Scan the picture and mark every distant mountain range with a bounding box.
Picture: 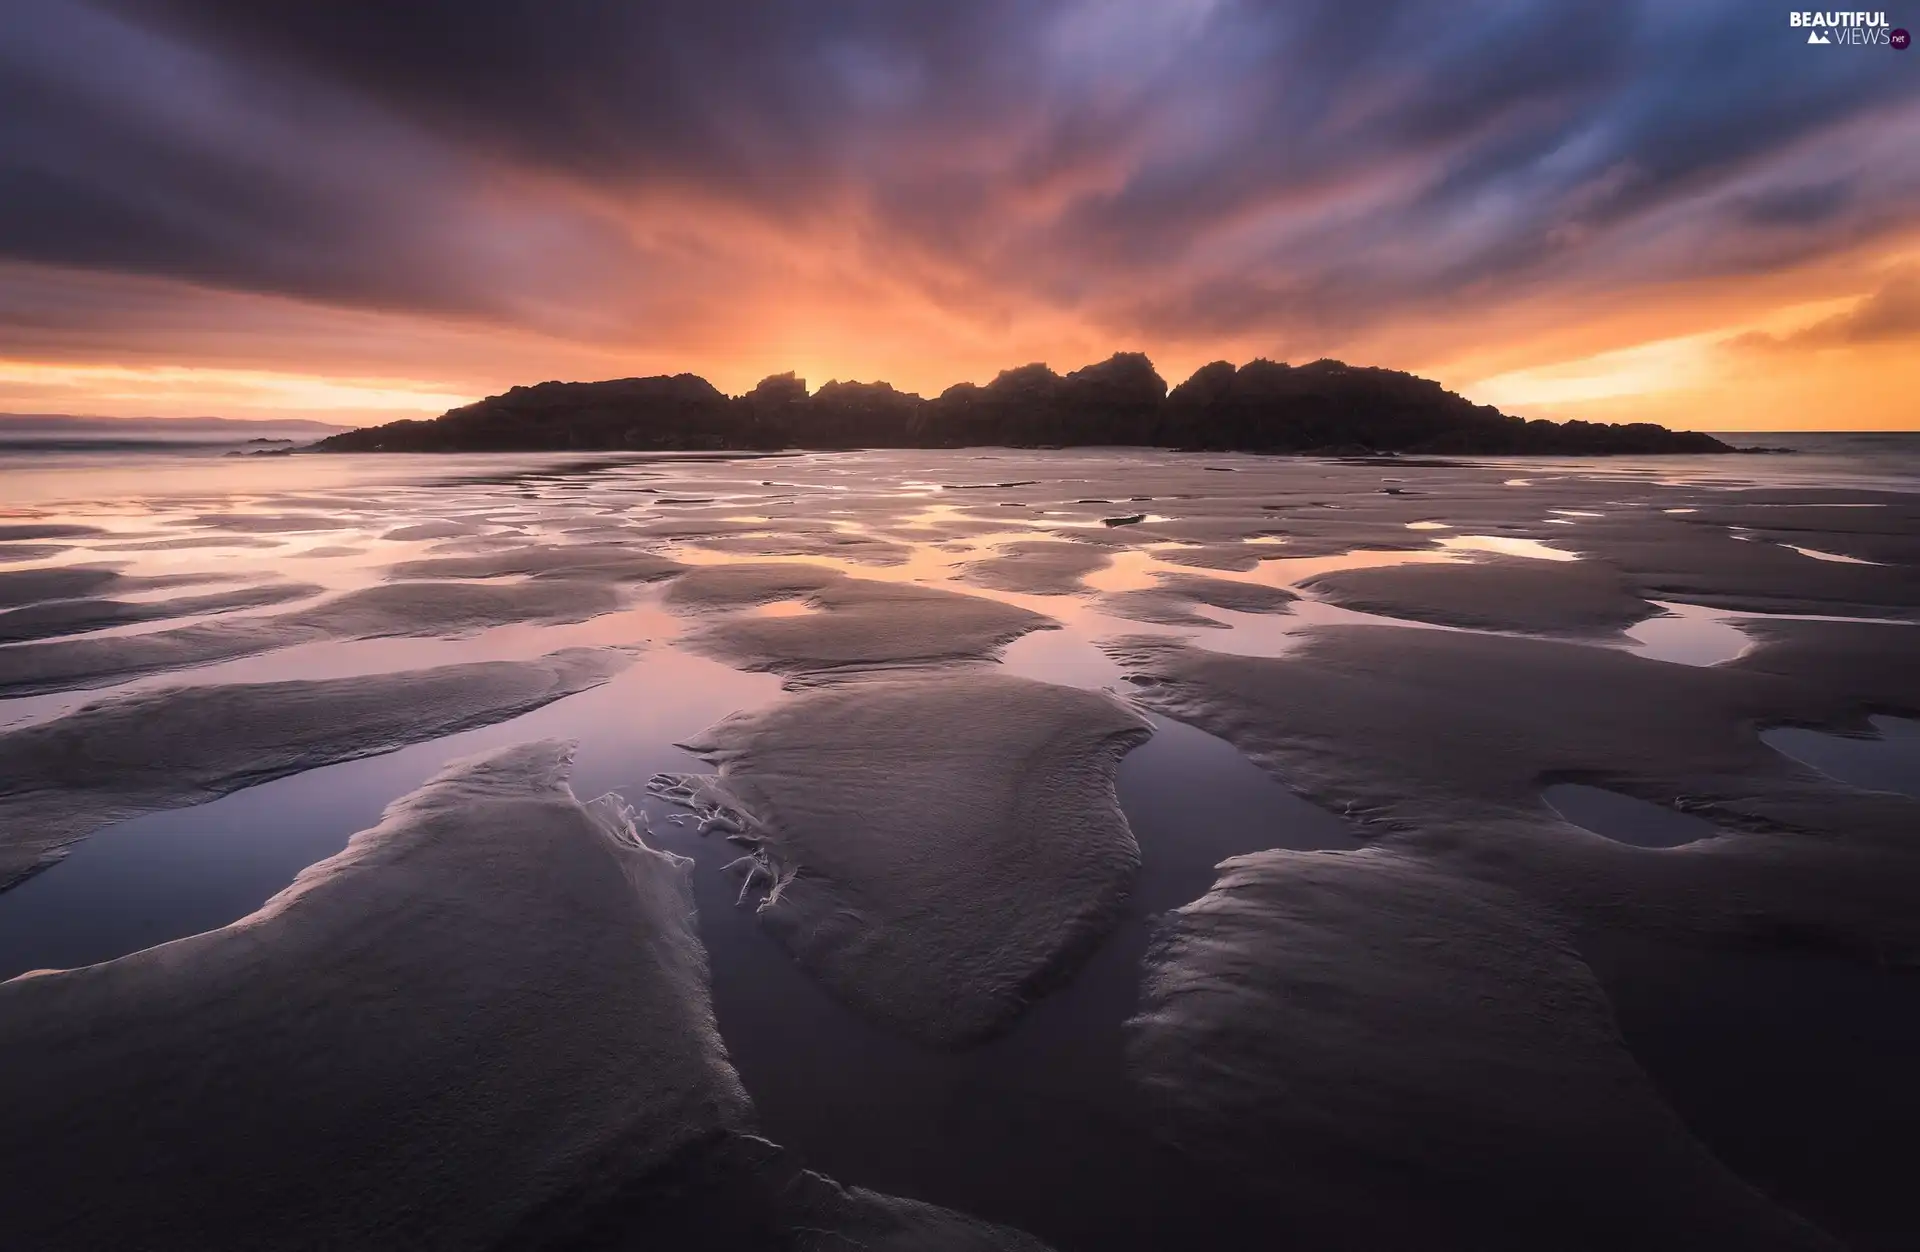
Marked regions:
[316,355,1731,456]
[1,414,350,442]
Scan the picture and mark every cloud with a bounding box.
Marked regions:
[1833,270,1920,342]
[1730,267,1920,352]
[1736,179,1855,227]
[0,0,1913,383]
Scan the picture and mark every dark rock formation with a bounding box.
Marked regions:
[908,352,1168,447]
[329,373,736,452]
[317,353,1729,456]
[805,378,924,447]
[1160,358,1725,454]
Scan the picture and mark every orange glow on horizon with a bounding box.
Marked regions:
[5,230,1916,432]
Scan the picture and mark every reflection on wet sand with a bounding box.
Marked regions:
[0,445,1915,1250]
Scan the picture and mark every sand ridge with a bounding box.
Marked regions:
[667,562,1059,681]
[0,742,1055,1251]
[1129,847,1835,1249]
[663,671,1153,1044]
[0,579,629,697]
[1300,556,1658,637]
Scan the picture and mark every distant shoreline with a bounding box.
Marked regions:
[0,413,349,442]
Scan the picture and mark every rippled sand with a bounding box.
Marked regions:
[0,446,1915,1250]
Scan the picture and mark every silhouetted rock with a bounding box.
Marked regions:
[319,374,736,451]
[911,353,1168,447]
[1161,358,1725,454]
[809,379,925,448]
[315,354,1729,456]
[735,372,808,449]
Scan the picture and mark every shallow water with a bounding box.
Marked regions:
[1,440,1916,1247]
[1762,716,1920,799]
[666,712,1360,1249]
[1625,601,1920,670]
[0,647,779,980]
[0,446,1391,1245]
[1583,931,1920,1252]
[1625,601,1754,666]
[1439,533,1580,561]
[1542,784,1718,847]
[1781,543,1878,565]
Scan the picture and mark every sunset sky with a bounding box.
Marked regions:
[3,1,1917,430]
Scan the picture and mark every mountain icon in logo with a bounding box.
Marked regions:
[1807,28,1831,43]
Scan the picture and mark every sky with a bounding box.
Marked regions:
[1,1,1916,431]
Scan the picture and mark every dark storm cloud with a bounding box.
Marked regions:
[6,0,1918,343]
[0,1,468,308]
[106,0,1032,194]
[0,0,655,323]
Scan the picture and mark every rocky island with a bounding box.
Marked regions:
[314,355,1730,456]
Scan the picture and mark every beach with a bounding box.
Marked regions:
[0,437,1915,1250]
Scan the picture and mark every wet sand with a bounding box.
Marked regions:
[0,445,1915,1249]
